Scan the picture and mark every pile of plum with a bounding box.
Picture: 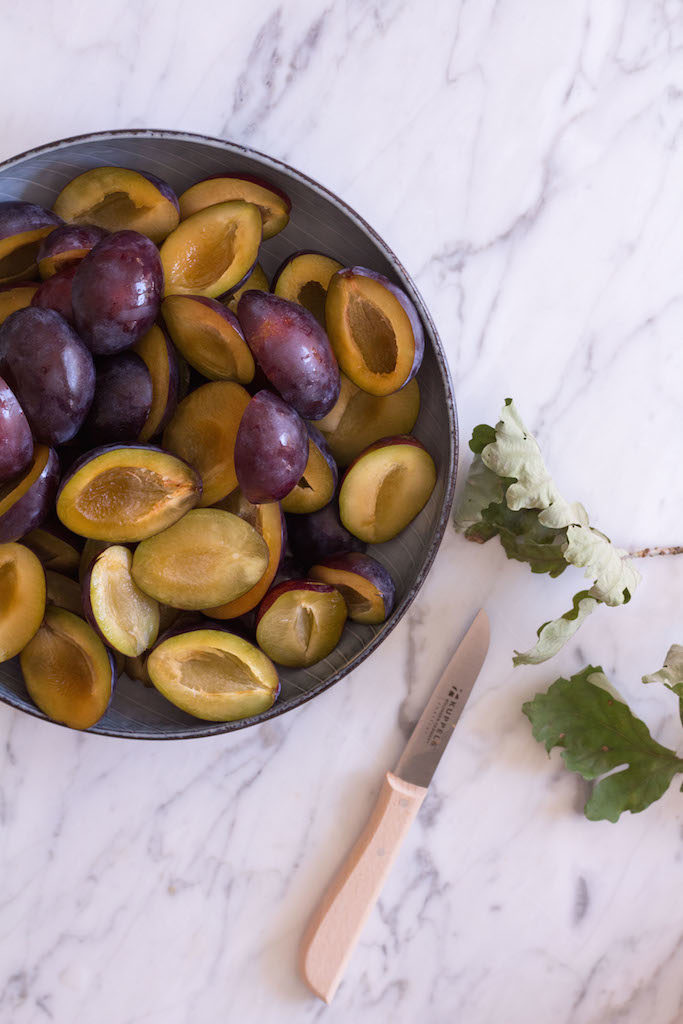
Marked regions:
[0,165,437,730]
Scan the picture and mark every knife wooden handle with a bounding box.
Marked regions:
[299,771,428,1003]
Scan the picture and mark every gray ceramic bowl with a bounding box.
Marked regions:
[0,130,457,739]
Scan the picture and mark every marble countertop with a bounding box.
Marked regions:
[2,2,683,1021]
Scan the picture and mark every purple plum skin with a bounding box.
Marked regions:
[81,353,153,446]
[31,264,78,324]
[37,224,108,276]
[286,502,366,565]
[337,267,425,387]
[0,446,60,542]
[234,391,308,503]
[237,291,340,419]
[0,202,62,243]
[0,375,33,484]
[72,231,163,355]
[313,552,395,619]
[0,307,95,445]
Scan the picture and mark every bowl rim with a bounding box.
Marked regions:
[0,128,458,740]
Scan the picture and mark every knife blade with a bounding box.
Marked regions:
[299,609,490,1003]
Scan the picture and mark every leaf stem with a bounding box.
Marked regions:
[629,546,683,558]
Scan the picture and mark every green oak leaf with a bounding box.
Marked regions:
[523,666,683,822]
[513,591,598,665]
[468,502,568,576]
[643,645,683,726]
[564,525,641,606]
[453,454,506,534]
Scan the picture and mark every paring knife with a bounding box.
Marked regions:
[299,609,490,1003]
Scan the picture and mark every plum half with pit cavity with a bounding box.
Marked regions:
[0,201,62,285]
[53,167,179,244]
[37,223,108,279]
[133,324,179,442]
[147,628,280,721]
[83,544,160,657]
[0,445,60,542]
[0,542,46,662]
[131,508,268,610]
[203,490,285,620]
[339,436,436,543]
[56,445,201,542]
[256,580,347,668]
[225,264,269,313]
[162,380,250,507]
[80,352,153,446]
[162,295,255,383]
[160,200,261,299]
[20,607,115,730]
[0,307,95,445]
[237,290,340,419]
[0,375,33,485]
[31,264,78,324]
[272,251,343,326]
[72,230,163,355]
[179,174,290,240]
[309,553,395,625]
[234,391,309,504]
[0,281,39,325]
[315,372,420,466]
[281,423,338,515]
[325,267,424,396]
[286,502,366,565]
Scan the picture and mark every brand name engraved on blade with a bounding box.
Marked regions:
[423,686,461,747]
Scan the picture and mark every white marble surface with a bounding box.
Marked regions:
[2,1,683,1021]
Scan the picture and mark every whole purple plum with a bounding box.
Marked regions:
[72,230,163,354]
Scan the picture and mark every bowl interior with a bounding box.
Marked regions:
[0,131,456,738]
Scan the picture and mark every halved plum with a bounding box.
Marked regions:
[234,391,309,503]
[339,436,436,543]
[272,251,343,326]
[53,167,179,243]
[0,375,33,484]
[0,281,39,325]
[309,553,395,624]
[237,291,340,419]
[56,445,201,542]
[162,381,250,507]
[315,373,420,466]
[37,224,108,278]
[0,201,62,284]
[204,490,285,619]
[131,508,268,609]
[162,295,255,383]
[256,580,347,668]
[326,267,424,396]
[133,324,180,442]
[225,264,269,312]
[281,424,337,515]
[148,628,279,721]
[31,264,78,324]
[160,201,261,299]
[72,231,163,355]
[84,544,160,657]
[20,607,115,730]
[286,502,366,565]
[23,520,82,575]
[0,446,60,542]
[80,352,153,446]
[0,542,46,662]
[0,307,95,445]
[179,174,290,240]
[45,569,83,615]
